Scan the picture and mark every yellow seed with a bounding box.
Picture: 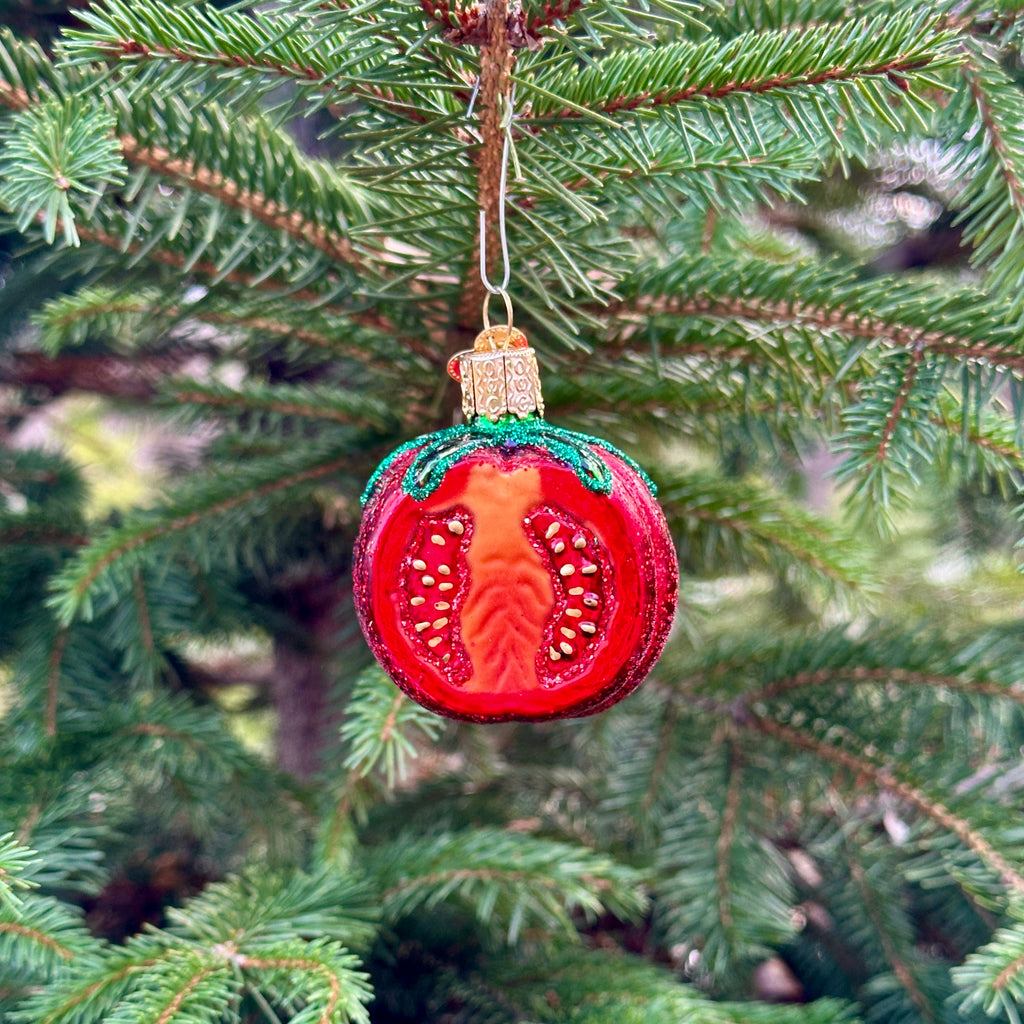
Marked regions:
[566,608,582,619]
[415,622,430,632]
[549,646,562,661]
[439,582,454,592]
[427,636,442,648]
[560,641,573,656]
[581,564,598,575]
[552,541,566,554]
[438,564,451,575]
[434,602,451,611]
[422,575,435,586]
[431,534,445,546]
[573,536,587,550]
[412,559,427,570]
[447,519,464,535]
[442,653,451,663]
[410,596,426,606]
[583,596,599,608]
[568,587,584,596]
[559,564,575,577]
[432,617,449,630]
[580,622,597,635]
[561,627,577,639]
[545,522,560,540]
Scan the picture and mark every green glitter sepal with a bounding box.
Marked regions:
[361,416,656,506]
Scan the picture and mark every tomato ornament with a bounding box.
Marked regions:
[353,325,678,722]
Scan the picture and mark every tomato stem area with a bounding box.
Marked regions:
[360,416,657,506]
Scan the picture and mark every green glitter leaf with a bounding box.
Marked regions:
[360,419,657,507]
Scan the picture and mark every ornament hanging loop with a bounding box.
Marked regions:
[481,288,515,336]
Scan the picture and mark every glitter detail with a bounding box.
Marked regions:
[360,416,657,506]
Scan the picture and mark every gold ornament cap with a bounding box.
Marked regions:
[446,326,545,422]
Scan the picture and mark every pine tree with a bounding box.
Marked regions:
[3,0,1024,1020]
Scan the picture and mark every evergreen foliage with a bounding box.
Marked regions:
[2,0,1024,1021]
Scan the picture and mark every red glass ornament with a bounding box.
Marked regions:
[353,328,678,722]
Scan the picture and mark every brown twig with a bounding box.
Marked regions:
[715,739,743,931]
[45,629,69,738]
[0,923,75,960]
[756,666,1024,705]
[875,344,925,463]
[540,55,936,120]
[70,453,357,604]
[119,139,365,272]
[963,58,1024,222]
[619,294,1024,371]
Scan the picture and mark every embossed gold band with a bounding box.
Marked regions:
[452,326,545,422]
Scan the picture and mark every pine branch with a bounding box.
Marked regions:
[746,713,1024,898]
[116,137,367,273]
[49,445,359,625]
[340,667,444,788]
[17,875,376,1024]
[834,348,944,517]
[656,469,874,594]
[373,828,647,942]
[653,738,797,978]
[715,739,744,937]
[67,220,340,307]
[163,381,404,433]
[30,287,412,369]
[523,12,957,127]
[755,666,1024,706]
[0,838,35,913]
[955,42,1024,325]
[484,943,862,1023]
[65,1,339,90]
[0,98,124,246]
[953,919,1024,1021]
[624,256,1024,373]
[164,871,379,958]
[846,853,936,1022]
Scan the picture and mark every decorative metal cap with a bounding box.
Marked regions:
[447,326,545,422]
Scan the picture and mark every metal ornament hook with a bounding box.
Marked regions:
[478,125,512,296]
[477,85,517,313]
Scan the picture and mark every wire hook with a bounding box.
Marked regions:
[477,87,516,297]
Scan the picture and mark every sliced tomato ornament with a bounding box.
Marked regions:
[353,324,678,722]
